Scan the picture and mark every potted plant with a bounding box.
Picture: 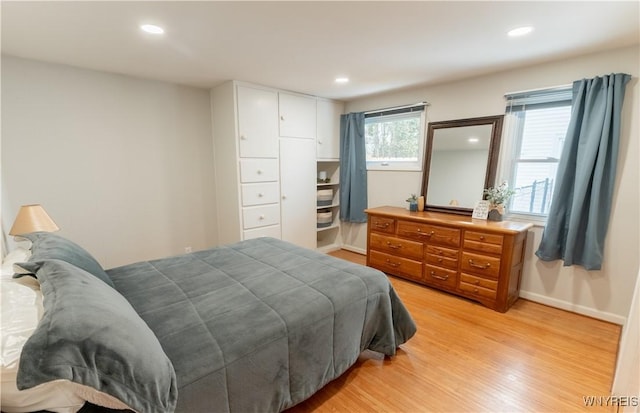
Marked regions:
[406,194,418,212]
[483,182,516,221]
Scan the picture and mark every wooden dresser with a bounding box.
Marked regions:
[365,206,532,312]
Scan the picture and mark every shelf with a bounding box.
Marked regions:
[316,222,340,232]
[317,203,339,210]
[316,182,339,187]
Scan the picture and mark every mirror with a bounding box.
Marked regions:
[421,115,503,215]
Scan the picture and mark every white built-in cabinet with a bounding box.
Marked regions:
[316,98,343,160]
[211,81,343,251]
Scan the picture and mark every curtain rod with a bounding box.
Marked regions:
[364,101,429,115]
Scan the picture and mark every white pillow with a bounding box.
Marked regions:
[0,279,130,412]
[1,247,32,279]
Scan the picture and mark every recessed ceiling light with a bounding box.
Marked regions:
[140,24,165,35]
[508,26,533,37]
[468,137,479,143]
[335,77,349,83]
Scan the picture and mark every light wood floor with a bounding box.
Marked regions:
[287,250,622,413]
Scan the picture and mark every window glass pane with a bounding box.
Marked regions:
[365,112,421,163]
[511,162,558,215]
[519,106,571,160]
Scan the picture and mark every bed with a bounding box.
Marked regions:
[1,232,416,413]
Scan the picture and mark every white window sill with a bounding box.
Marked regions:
[505,213,547,228]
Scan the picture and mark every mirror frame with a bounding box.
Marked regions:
[420,115,504,215]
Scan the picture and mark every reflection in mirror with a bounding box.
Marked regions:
[421,115,503,215]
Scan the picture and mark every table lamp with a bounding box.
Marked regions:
[9,204,60,236]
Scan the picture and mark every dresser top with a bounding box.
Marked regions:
[365,206,533,234]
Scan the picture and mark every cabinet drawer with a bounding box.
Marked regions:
[461,252,501,278]
[242,204,280,229]
[243,225,281,240]
[464,231,504,255]
[241,182,280,206]
[397,221,460,247]
[369,216,396,234]
[460,272,498,291]
[370,233,423,260]
[425,253,458,271]
[424,265,457,290]
[369,250,422,282]
[459,280,497,300]
[239,159,279,183]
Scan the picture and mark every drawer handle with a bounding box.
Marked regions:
[258,193,264,197]
[437,258,443,263]
[479,235,485,240]
[257,169,263,175]
[259,215,265,220]
[375,222,390,229]
[386,241,402,249]
[417,229,435,237]
[430,271,448,281]
[468,259,491,269]
[474,288,479,293]
[240,135,247,140]
[385,259,401,268]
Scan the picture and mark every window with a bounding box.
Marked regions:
[364,105,426,170]
[505,87,572,218]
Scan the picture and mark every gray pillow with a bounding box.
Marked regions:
[17,259,177,413]
[13,231,115,288]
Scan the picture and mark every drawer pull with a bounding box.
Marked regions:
[385,259,401,268]
[479,235,485,240]
[437,258,443,263]
[474,288,479,293]
[257,169,263,175]
[375,222,390,229]
[468,259,491,269]
[259,215,265,220]
[386,241,402,249]
[430,271,448,281]
[417,229,435,237]
[258,193,264,197]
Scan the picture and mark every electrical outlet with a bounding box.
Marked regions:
[184,246,192,253]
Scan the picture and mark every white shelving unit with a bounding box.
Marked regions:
[316,161,341,252]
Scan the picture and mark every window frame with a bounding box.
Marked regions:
[364,107,427,171]
[502,86,573,223]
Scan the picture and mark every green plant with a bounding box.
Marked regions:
[484,182,516,206]
[406,194,418,203]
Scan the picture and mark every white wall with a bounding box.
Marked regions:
[1,56,218,268]
[344,45,639,323]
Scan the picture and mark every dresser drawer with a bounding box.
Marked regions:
[239,159,279,183]
[242,204,280,229]
[461,252,501,278]
[464,231,504,255]
[241,182,280,206]
[426,245,459,270]
[369,250,422,282]
[460,272,498,291]
[397,221,460,247]
[369,216,396,234]
[424,265,457,290]
[369,233,423,260]
[458,280,497,300]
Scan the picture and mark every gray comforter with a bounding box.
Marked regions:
[107,237,416,412]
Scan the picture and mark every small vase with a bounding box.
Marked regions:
[418,196,425,212]
[409,202,418,212]
[487,208,503,221]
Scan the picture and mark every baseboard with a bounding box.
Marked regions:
[340,245,367,255]
[519,290,626,325]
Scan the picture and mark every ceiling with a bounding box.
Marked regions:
[2,1,639,100]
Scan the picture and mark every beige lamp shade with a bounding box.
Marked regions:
[9,204,60,235]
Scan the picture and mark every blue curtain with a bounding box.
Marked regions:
[536,73,631,270]
[339,112,368,223]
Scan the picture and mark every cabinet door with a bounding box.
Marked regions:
[279,93,316,139]
[237,85,279,158]
[317,99,343,159]
[280,138,316,249]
